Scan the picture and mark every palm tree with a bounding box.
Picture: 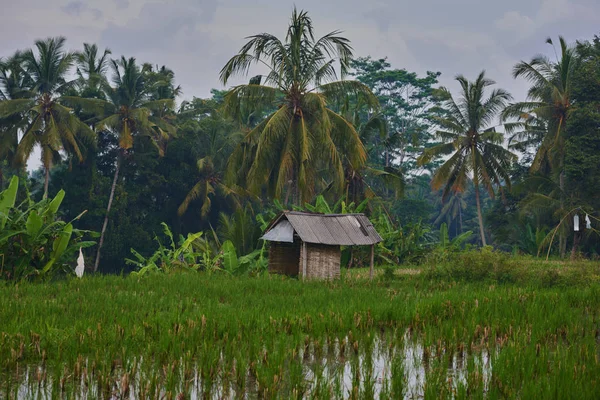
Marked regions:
[503,36,576,257]
[220,8,378,205]
[0,37,95,198]
[0,52,32,188]
[434,191,467,236]
[339,111,405,204]
[178,156,241,218]
[418,71,515,246]
[82,57,177,271]
[74,43,112,98]
[177,102,242,218]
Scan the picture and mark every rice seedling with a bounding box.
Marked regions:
[1,262,599,398]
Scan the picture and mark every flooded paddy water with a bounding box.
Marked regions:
[7,331,495,399]
[3,274,599,399]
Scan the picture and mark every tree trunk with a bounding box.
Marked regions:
[570,230,580,261]
[43,166,50,199]
[559,170,567,258]
[369,244,375,281]
[347,247,354,269]
[301,241,307,280]
[283,181,292,207]
[94,155,121,272]
[294,172,300,207]
[459,202,463,234]
[474,183,487,247]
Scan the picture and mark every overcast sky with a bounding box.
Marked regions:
[2,0,599,169]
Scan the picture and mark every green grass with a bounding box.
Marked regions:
[1,263,600,398]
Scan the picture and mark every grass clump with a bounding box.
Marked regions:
[421,248,600,287]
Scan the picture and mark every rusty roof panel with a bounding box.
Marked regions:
[263,211,382,246]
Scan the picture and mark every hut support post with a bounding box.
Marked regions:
[302,241,307,279]
[369,244,374,280]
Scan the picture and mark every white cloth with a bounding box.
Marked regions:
[75,248,85,278]
[574,214,580,232]
[586,214,591,229]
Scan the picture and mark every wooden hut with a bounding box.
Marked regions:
[261,211,383,279]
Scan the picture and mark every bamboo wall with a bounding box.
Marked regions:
[268,241,300,276]
[303,243,341,280]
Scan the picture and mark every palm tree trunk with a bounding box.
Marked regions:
[94,155,121,272]
[284,181,292,206]
[43,166,50,199]
[459,202,463,234]
[570,230,580,261]
[293,163,300,207]
[559,170,567,258]
[474,183,487,246]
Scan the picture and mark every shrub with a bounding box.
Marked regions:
[422,247,519,283]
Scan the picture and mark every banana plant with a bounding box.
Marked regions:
[0,177,96,281]
[437,223,473,252]
[127,223,204,275]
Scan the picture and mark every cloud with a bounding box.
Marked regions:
[100,0,218,54]
[114,0,129,9]
[495,11,535,37]
[60,1,103,20]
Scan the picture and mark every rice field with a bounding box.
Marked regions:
[1,266,600,399]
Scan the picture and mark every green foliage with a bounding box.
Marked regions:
[127,223,203,275]
[422,247,597,288]
[220,240,239,274]
[0,38,95,198]
[418,71,516,246]
[300,194,368,215]
[3,31,600,274]
[0,177,95,281]
[350,57,444,173]
[372,211,435,264]
[437,222,472,251]
[423,247,521,283]
[221,8,377,205]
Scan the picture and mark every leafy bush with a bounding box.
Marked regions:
[0,177,96,281]
[372,212,436,265]
[126,223,204,275]
[127,223,269,276]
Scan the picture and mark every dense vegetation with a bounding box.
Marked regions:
[0,10,598,276]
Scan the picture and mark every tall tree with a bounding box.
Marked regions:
[74,43,112,99]
[418,71,515,246]
[0,52,32,188]
[434,191,467,236]
[503,37,577,256]
[177,98,241,218]
[0,37,95,198]
[350,57,443,171]
[220,8,378,205]
[80,57,177,271]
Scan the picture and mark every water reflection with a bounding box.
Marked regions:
[9,332,494,399]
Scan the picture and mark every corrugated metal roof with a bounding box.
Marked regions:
[261,220,294,242]
[262,211,382,246]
